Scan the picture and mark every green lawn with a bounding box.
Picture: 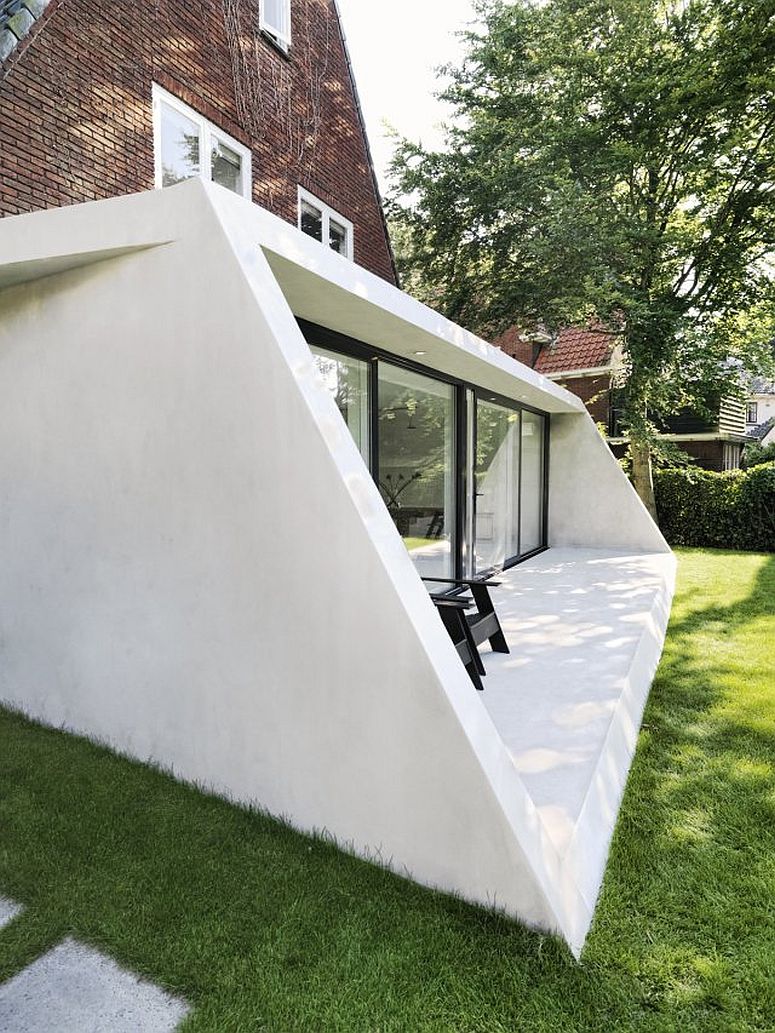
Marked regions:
[1,549,773,1031]
[403,536,439,551]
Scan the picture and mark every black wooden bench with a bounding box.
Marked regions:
[428,594,484,690]
[426,575,510,686]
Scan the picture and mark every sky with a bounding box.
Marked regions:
[334,0,479,191]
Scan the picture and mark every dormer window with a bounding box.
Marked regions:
[260,0,291,52]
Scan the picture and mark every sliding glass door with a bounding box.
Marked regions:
[306,321,548,579]
[473,399,520,571]
[309,346,370,463]
[520,410,547,554]
[377,364,455,578]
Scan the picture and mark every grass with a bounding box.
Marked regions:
[403,536,440,551]
[0,548,773,1031]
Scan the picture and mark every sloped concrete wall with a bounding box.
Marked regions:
[548,412,670,552]
[0,184,579,942]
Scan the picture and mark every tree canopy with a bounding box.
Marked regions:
[388,0,775,507]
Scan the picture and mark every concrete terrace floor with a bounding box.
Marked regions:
[479,548,675,869]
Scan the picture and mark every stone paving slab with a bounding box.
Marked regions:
[0,896,22,929]
[0,937,189,1032]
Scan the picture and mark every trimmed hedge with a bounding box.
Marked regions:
[654,461,775,551]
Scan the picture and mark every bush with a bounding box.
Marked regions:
[741,438,775,469]
[654,462,775,551]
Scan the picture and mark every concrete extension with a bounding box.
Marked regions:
[0,938,189,1032]
[0,180,674,955]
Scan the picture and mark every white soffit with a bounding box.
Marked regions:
[0,245,165,292]
[201,183,584,416]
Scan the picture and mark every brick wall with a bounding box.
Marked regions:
[0,0,396,282]
[552,374,612,426]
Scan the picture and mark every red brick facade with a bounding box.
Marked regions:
[0,0,396,282]
[552,374,612,426]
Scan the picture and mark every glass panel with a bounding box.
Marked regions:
[310,347,370,464]
[300,200,323,241]
[329,218,347,254]
[463,388,475,577]
[211,139,242,194]
[475,399,520,571]
[520,410,546,554]
[160,103,200,187]
[263,0,290,43]
[378,364,455,578]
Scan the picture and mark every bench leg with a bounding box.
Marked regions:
[470,585,510,654]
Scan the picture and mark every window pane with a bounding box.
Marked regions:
[475,399,520,571]
[310,347,370,464]
[329,218,348,254]
[300,201,323,242]
[160,103,200,187]
[520,411,546,554]
[263,0,290,40]
[211,139,242,194]
[378,364,455,579]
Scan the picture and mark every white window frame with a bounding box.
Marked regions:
[152,84,252,200]
[297,187,354,261]
[260,0,292,52]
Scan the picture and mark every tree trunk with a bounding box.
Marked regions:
[630,438,659,523]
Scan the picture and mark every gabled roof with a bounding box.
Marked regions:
[748,416,775,442]
[0,0,49,65]
[534,325,617,374]
[748,376,775,396]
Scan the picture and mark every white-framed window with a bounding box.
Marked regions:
[260,0,292,51]
[747,401,758,424]
[152,84,252,199]
[298,187,354,260]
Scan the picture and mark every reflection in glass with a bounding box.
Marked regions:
[378,364,454,578]
[211,139,242,193]
[160,103,200,187]
[311,347,370,463]
[475,400,520,571]
[300,200,323,241]
[520,411,546,554]
[329,218,347,254]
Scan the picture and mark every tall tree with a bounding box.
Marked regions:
[388,0,775,515]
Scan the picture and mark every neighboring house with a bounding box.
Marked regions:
[498,325,748,471]
[745,377,775,446]
[496,324,622,429]
[0,0,675,958]
[0,0,396,282]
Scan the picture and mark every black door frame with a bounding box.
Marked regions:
[299,319,550,576]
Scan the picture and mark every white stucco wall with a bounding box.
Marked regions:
[548,413,670,552]
[0,181,672,955]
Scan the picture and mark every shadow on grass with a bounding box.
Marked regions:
[0,550,773,1031]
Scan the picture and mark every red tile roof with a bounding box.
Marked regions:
[534,326,617,374]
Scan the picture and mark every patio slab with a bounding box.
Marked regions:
[0,938,189,1032]
[0,896,22,929]
[479,547,674,904]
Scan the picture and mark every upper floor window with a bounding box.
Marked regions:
[298,187,354,260]
[747,401,758,424]
[152,85,252,199]
[260,0,291,52]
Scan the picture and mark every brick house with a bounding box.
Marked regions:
[498,324,748,471]
[0,0,396,283]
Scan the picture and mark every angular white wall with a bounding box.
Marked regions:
[0,181,672,954]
